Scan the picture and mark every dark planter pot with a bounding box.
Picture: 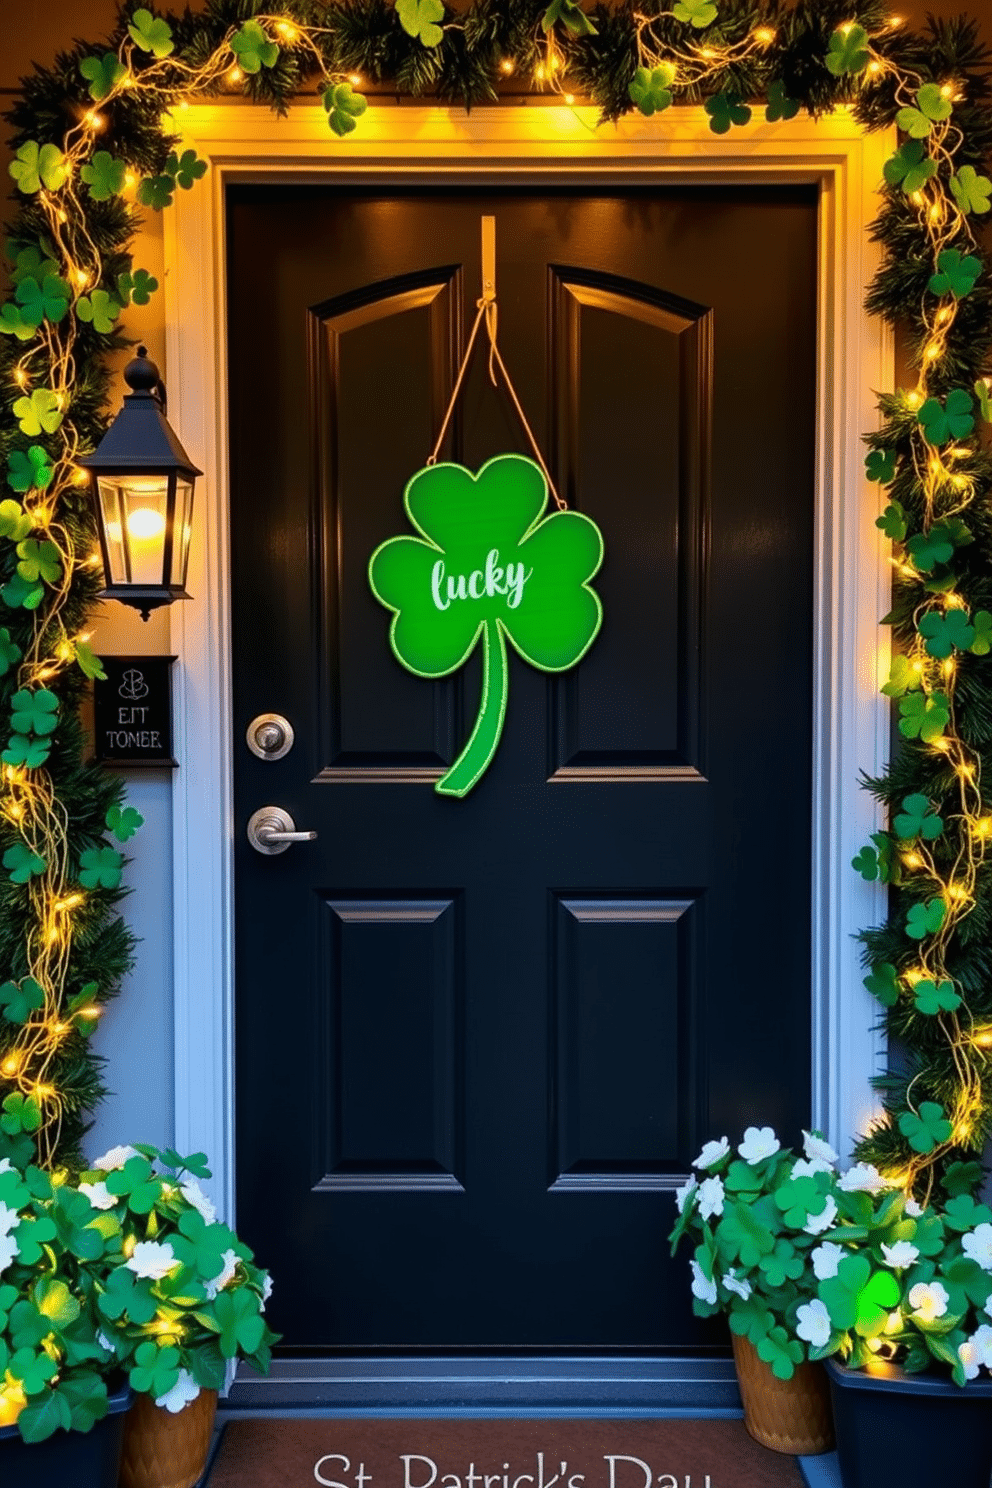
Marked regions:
[0,1382,132,1488]
[826,1356,992,1488]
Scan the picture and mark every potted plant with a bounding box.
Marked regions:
[0,1151,131,1486]
[75,1142,278,1488]
[671,1125,992,1481]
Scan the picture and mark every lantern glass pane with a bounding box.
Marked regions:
[121,475,169,587]
[171,478,194,587]
[96,477,129,584]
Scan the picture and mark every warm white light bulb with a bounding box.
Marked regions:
[127,509,166,541]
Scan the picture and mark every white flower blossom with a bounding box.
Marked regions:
[880,1241,920,1270]
[905,1198,924,1218]
[969,1324,992,1370]
[738,1126,780,1164]
[791,1157,833,1179]
[697,1176,725,1221]
[802,1131,839,1167]
[804,1195,839,1236]
[959,1338,981,1381]
[962,1224,992,1272]
[155,1369,201,1414]
[179,1179,216,1224]
[675,1176,697,1215]
[126,1241,179,1280]
[0,1201,19,1237]
[92,1144,139,1172]
[837,1163,888,1195]
[79,1181,116,1211]
[811,1242,845,1280]
[796,1299,832,1349]
[909,1281,950,1323]
[692,1137,730,1171]
[722,1271,751,1301]
[0,1159,12,1175]
[97,1331,116,1355]
[261,1272,273,1303]
[690,1259,718,1306]
[205,1248,239,1300]
[0,1232,18,1276]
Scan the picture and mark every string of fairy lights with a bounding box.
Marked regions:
[1,2,990,1190]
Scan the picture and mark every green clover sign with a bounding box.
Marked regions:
[369,455,604,797]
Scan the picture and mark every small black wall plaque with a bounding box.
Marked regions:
[94,655,178,767]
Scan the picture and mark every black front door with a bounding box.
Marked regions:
[228,185,817,1349]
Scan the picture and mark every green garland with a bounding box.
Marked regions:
[1,0,991,1194]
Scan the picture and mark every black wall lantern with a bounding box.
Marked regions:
[79,346,201,620]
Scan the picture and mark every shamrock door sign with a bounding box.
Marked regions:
[369,454,604,797]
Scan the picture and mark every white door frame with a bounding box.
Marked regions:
[164,103,894,1219]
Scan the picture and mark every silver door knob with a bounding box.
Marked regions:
[247,806,317,855]
[246,713,294,760]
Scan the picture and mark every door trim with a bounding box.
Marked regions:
[164,103,893,1223]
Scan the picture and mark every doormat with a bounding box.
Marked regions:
[205,1416,806,1488]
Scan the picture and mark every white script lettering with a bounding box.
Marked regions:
[430,549,531,612]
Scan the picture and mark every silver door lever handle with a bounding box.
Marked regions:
[247,806,317,855]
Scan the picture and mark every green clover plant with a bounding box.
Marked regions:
[78,847,124,890]
[369,455,603,797]
[950,166,992,215]
[398,0,445,46]
[117,268,158,307]
[8,143,68,195]
[76,290,122,335]
[866,448,896,484]
[80,152,127,202]
[898,691,950,742]
[896,84,953,138]
[128,8,174,57]
[884,140,937,194]
[929,250,981,299]
[230,20,279,73]
[919,606,975,657]
[765,80,800,122]
[917,389,975,446]
[79,53,128,101]
[323,83,368,137]
[6,446,53,494]
[673,0,718,26]
[12,389,62,437]
[629,65,675,117]
[825,24,870,76]
[705,92,751,134]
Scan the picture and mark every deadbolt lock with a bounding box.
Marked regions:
[246,712,294,760]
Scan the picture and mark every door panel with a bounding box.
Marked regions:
[229,186,817,1349]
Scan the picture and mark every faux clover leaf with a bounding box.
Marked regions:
[78,847,124,890]
[919,605,975,658]
[898,1100,953,1153]
[0,499,32,540]
[74,640,107,680]
[943,1194,992,1232]
[0,305,35,341]
[970,611,992,656]
[851,832,897,884]
[1,1092,42,1134]
[76,290,122,335]
[117,269,159,307]
[775,1174,829,1228]
[765,80,800,123]
[715,1199,777,1269]
[323,84,368,138]
[106,804,145,842]
[6,446,52,494]
[945,1160,983,1198]
[79,52,127,101]
[705,92,751,134]
[9,142,68,194]
[914,978,961,1015]
[398,0,446,46]
[16,540,61,585]
[825,24,870,76]
[98,1267,156,1325]
[864,962,900,1007]
[950,165,992,215]
[820,1255,899,1336]
[16,273,70,326]
[212,1288,265,1358]
[918,389,974,446]
[128,7,174,57]
[905,896,946,940]
[894,793,943,841]
[884,140,938,195]
[759,1238,803,1288]
[629,65,675,117]
[129,1340,181,1398]
[369,455,603,796]
[0,628,22,676]
[897,690,949,742]
[756,1325,804,1381]
[727,1293,774,1344]
[12,389,62,437]
[166,149,207,191]
[80,152,126,202]
[11,688,59,735]
[929,250,981,299]
[673,0,718,26]
[906,519,970,573]
[897,83,953,138]
[2,735,50,769]
[230,20,278,74]
[8,1345,58,1395]
[9,246,58,286]
[105,1155,162,1212]
[0,977,44,1024]
[882,655,920,699]
[1,574,45,612]
[866,449,897,484]
[137,174,174,210]
[877,503,907,542]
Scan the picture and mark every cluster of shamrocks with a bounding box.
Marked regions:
[671,1129,992,1386]
[0,1143,276,1443]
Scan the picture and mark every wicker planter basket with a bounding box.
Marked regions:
[731,1333,834,1455]
[118,1388,218,1488]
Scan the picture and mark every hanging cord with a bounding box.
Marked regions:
[426,285,567,513]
